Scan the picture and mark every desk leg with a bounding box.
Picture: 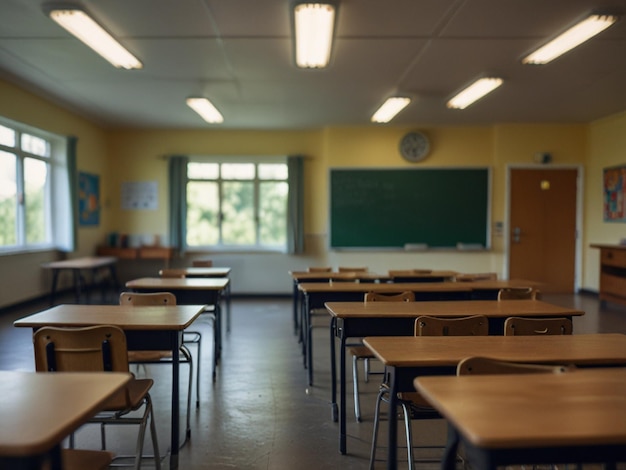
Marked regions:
[293,281,299,336]
[72,269,82,303]
[225,281,232,333]
[50,269,60,306]
[387,367,398,470]
[442,423,460,470]
[170,331,181,469]
[339,327,347,454]
[330,317,338,422]
[306,295,314,386]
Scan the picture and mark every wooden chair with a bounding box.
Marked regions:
[457,356,574,376]
[348,291,415,421]
[192,259,213,267]
[504,316,573,335]
[497,286,540,300]
[33,325,161,470]
[62,449,114,470]
[307,266,332,272]
[370,315,489,470]
[338,266,368,272]
[119,291,198,434]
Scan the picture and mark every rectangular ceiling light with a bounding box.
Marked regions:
[186,97,224,124]
[47,8,142,70]
[447,77,503,110]
[522,14,618,65]
[371,97,411,123]
[293,3,336,68]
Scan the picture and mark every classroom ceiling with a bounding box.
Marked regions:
[0,0,625,129]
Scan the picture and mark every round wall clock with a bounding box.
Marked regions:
[399,131,430,163]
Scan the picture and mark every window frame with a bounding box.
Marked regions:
[185,156,289,253]
[0,116,70,254]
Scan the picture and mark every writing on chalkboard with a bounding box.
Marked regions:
[330,168,490,249]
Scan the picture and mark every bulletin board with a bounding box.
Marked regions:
[329,167,490,249]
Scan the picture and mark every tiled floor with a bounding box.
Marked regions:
[1,291,625,469]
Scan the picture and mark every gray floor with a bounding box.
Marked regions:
[1,291,626,469]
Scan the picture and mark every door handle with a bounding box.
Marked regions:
[512,227,522,243]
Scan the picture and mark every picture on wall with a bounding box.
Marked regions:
[604,165,626,222]
[78,172,100,226]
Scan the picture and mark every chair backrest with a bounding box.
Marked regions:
[192,259,213,267]
[457,356,574,376]
[119,291,177,306]
[307,266,332,273]
[338,266,368,273]
[504,317,572,336]
[455,272,497,282]
[33,325,132,409]
[159,269,186,278]
[33,325,130,373]
[364,291,415,303]
[497,287,538,300]
[415,315,489,336]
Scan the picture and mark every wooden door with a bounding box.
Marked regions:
[509,168,578,293]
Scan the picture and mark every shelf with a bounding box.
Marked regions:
[591,244,626,307]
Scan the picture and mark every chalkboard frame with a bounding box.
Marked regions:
[328,167,491,250]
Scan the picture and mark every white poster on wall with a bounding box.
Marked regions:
[121,181,158,210]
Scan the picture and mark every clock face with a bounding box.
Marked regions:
[399,131,430,162]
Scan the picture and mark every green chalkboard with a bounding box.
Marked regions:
[330,168,490,249]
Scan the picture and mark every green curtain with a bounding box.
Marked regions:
[168,156,189,252]
[66,135,78,252]
[287,155,304,254]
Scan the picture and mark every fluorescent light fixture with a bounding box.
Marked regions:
[371,97,411,123]
[186,97,224,124]
[47,7,142,69]
[447,77,503,110]
[293,3,336,68]
[522,14,618,64]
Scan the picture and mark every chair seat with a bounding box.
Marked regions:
[128,350,173,362]
[101,378,153,411]
[348,345,374,358]
[62,449,114,470]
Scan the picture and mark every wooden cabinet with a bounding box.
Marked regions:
[97,246,175,260]
[591,244,626,306]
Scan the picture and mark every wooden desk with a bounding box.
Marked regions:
[41,256,119,305]
[414,368,626,470]
[298,279,540,387]
[590,243,626,307]
[126,277,230,381]
[387,270,458,282]
[289,271,391,337]
[0,370,131,470]
[363,334,626,470]
[14,304,204,470]
[159,267,233,332]
[326,300,584,455]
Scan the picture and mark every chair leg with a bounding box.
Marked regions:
[369,386,387,470]
[148,396,161,470]
[180,345,193,439]
[364,357,370,383]
[400,401,415,470]
[183,330,202,409]
[352,355,363,422]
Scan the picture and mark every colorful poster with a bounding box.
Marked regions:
[78,172,100,226]
[604,165,626,222]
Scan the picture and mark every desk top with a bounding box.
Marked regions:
[14,304,205,330]
[363,334,626,368]
[290,271,391,282]
[126,277,229,290]
[41,256,117,269]
[388,269,458,279]
[325,300,584,319]
[299,279,540,294]
[159,267,231,277]
[414,367,626,449]
[0,371,131,457]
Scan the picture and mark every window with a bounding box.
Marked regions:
[186,159,289,250]
[0,118,72,252]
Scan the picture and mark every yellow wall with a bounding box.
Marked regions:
[0,76,624,303]
[584,111,626,290]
